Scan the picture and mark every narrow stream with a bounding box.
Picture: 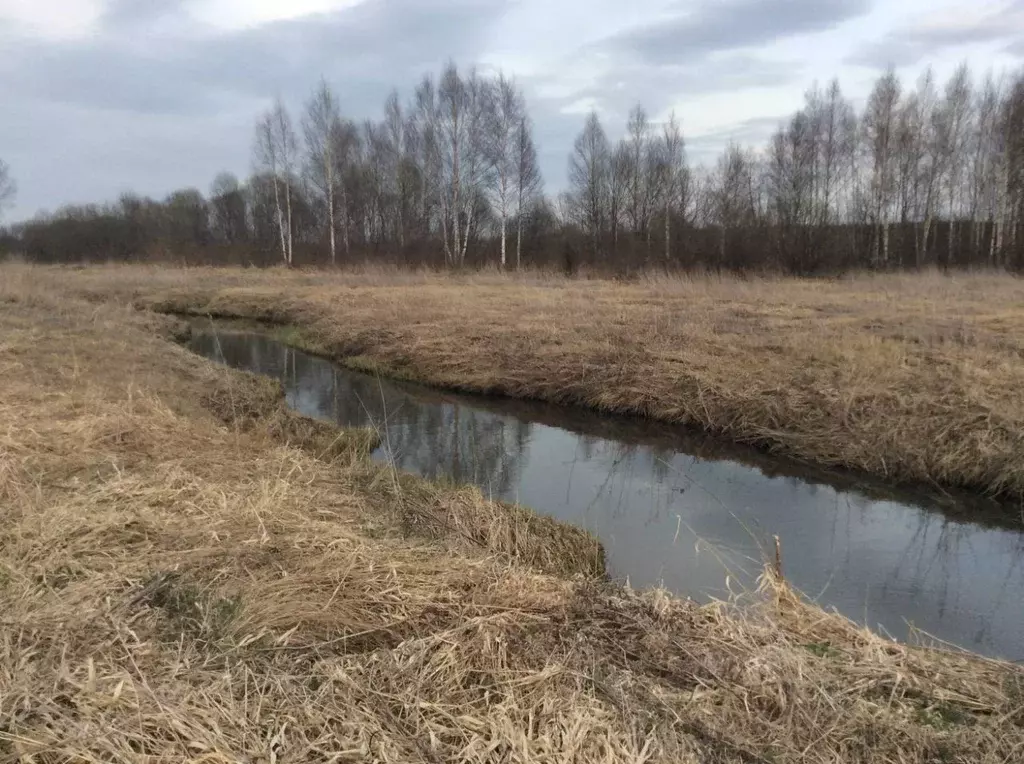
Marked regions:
[188,324,1024,660]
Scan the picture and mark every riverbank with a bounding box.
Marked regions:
[15,262,1024,504]
[1,267,1024,761]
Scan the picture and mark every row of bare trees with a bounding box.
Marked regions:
[6,62,1024,272]
[564,65,1024,272]
[250,64,543,269]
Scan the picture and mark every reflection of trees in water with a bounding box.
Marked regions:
[194,330,1024,657]
[210,335,535,499]
[876,510,1024,650]
[280,349,531,500]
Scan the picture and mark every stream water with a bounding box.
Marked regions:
[188,324,1024,660]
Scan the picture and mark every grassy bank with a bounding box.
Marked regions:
[14,262,1024,503]
[1,268,1024,761]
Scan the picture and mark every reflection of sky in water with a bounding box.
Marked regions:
[190,329,1024,660]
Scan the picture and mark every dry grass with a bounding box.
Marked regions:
[11,261,1023,503]
[2,266,1024,762]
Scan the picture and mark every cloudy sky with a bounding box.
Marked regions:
[1,0,1021,221]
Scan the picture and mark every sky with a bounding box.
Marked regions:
[1,0,1021,221]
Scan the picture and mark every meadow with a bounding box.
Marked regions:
[23,262,1024,503]
[1,263,1023,760]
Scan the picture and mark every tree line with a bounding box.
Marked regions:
[4,62,1023,273]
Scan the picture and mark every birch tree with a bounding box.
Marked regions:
[433,63,490,265]
[968,75,1001,261]
[862,68,901,267]
[484,74,523,269]
[817,79,856,226]
[254,99,298,266]
[913,69,943,264]
[936,63,973,264]
[1000,73,1024,263]
[303,80,341,265]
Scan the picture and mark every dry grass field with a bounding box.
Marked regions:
[2,265,1024,760]
[15,262,1024,503]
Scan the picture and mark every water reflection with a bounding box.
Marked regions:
[189,327,1024,660]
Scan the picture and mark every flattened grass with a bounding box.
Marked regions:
[17,262,1024,502]
[1,268,1024,761]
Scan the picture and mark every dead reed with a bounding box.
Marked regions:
[11,261,1024,502]
[1,264,1023,762]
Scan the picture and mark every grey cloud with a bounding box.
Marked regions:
[521,57,800,190]
[1,0,871,219]
[576,56,801,122]
[518,0,852,184]
[2,0,507,217]
[687,115,790,163]
[99,0,187,29]
[605,0,871,66]
[4,0,504,117]
[847,1,1024,67]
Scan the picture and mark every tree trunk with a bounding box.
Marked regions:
[922,214,932,267]
[882,222,890,268]
[461,203,473,265]
[338,184,350,256]
[664,201,670,262]
[273,176,287,266]
[285,182,294,267]
[327,192,336,267]
[516,214,523,270]
[325,152,336,266]
[451,131,461,267]
[500,214,506,269]
[948,219,956,268]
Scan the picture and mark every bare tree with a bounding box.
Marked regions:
[382,91,410,250]
[514,116,542,269]
[330,119,360,257]
[568,111,610,254]
[624,104,654,245]
[0,160,16,219]
[968,74,1002,262]
[610,140,631,255]
[713,143,760,267]
[1001,73,1024,264]
[303,80,341,265]
[862,67,902,267]
[429,63,491,266]
[209,172,247,244]
[254,99,298,266]
[935,63,973,265]
[817,79,856,226]
[909,69,942,265]
[484,74,523,269]
[660,112,688,262]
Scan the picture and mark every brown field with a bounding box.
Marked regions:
[0,267,1023,761]
[1,265,1023,761]
[13,262,1024,503]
